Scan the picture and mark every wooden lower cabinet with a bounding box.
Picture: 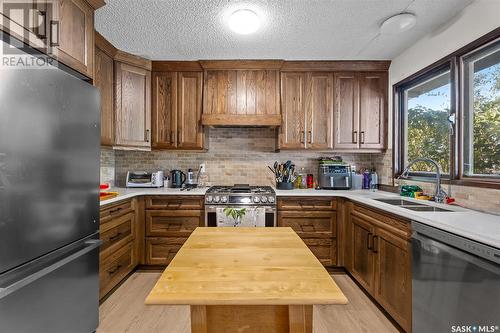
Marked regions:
[144,196,204,265]
[277,197,337,266]
[145,237,188,265]
[373,228,412,332]
[99,198,139,300]
[99,242,135,299]
[347,203,412,332]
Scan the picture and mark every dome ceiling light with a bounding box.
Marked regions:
[380,13,417,35]
[228,9,261,35]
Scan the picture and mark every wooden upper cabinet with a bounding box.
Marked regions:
[201,61,282,126]
[0,0,103,77]
[115,57,151,149]
[177,72,203,149]
[53,0,95,78]
[280,72,305,149]
[280,72,333,150]
[334,72,359,149]
[151,67,204,150]
[333,72,387,151]
[306,72,333,149]
[94,33,116,146]
[152,72,177,149]
[359,72,387,149]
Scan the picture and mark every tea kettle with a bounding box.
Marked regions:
[170,170,186,188]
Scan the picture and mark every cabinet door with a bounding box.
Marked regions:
[95,47,114,145]
[115,62,151,148]
[145,237,187,265]
[359,72,386,149]
[306,72,333,149]
[374,228,411,332]
[280,72,306,149]
[350,215,376,294]
[333,72,359,149]
[0,0,49,50]
[55,0,94,78]
[177,72,204,149]
[152,72,177,149]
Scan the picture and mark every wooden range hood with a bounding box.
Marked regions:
[199,60,283,127]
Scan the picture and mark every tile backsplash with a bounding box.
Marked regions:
[109,127,383,187]
[100,128,499,215]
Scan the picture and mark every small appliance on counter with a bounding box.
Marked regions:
[318,158,352,190]
[170,169,186,188]
[126,171,164,188]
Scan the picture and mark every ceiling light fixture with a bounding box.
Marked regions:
[228,9,260,35]
[380,13,417,35]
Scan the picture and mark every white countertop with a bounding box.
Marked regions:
[101,187,500,248]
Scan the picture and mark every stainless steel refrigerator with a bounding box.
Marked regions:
[0,32,101,333]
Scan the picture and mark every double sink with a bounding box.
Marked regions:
[374,198,453,212]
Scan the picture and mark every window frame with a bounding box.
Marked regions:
[393,28,500,189]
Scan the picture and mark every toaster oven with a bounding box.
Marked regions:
[126,171,164,188]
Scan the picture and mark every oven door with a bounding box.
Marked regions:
[205,206,276,227]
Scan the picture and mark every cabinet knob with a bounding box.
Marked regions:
[307,131,312,144]
[146,129,150,142]
[352,131,358,144]
[360,131,365,144]
[300,131,305,144]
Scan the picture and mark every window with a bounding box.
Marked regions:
[403,67,452,175]
[395,30,500,187]
[462,40,500,178]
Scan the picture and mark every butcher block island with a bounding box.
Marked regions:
[145,227,348,333]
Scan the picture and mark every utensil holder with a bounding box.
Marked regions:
[276,182,293,190]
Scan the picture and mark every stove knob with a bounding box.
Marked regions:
[253,196,260,203]
[261,196,268,203]
[268,196,275,203]
[221,196,228,203]
[206,195,213,203]
[214,196,220,203]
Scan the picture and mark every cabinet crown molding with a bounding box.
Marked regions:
[281,61,391,72]
[199,60,284,70]
[114,50,152,71]
[152,61,203,72]
[95,31,117,58]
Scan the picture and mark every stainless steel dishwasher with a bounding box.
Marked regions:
[412,221,500,333]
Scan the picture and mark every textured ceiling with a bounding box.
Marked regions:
[95,0,473,60]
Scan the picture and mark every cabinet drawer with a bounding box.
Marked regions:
[302,238,336,266]
[278,197,336,210]
[145,196,204,210]
[100,212,134,259]
[100,200,134,224]
[146,210,203,237]
[351,204,410,239]
[99,242,135,299]
[278,211,336,237]
[145,237,187,265]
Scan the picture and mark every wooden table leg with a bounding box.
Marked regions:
[190,305,207,333]
[288,305,313,333]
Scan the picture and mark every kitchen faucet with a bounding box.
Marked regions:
[398,158,447,204]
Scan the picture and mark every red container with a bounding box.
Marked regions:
[307,174,314,189]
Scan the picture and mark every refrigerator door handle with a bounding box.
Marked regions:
[0,239,102,300]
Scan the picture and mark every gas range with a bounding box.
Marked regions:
[205,184,276,205]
